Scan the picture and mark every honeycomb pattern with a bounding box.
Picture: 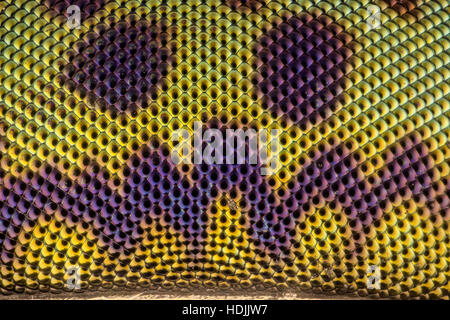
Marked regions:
[63,18,171,114]
[252,13,354,127]
[0,0,449,299]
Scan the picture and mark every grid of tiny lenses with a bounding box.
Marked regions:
[0,0,449,298]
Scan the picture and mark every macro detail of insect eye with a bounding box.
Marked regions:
[0,0,449,301]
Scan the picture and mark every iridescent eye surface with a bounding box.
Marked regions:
[63,18,171,114]
[0,0,448,299]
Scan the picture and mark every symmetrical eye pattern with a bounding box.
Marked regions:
[0,0,449,299]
